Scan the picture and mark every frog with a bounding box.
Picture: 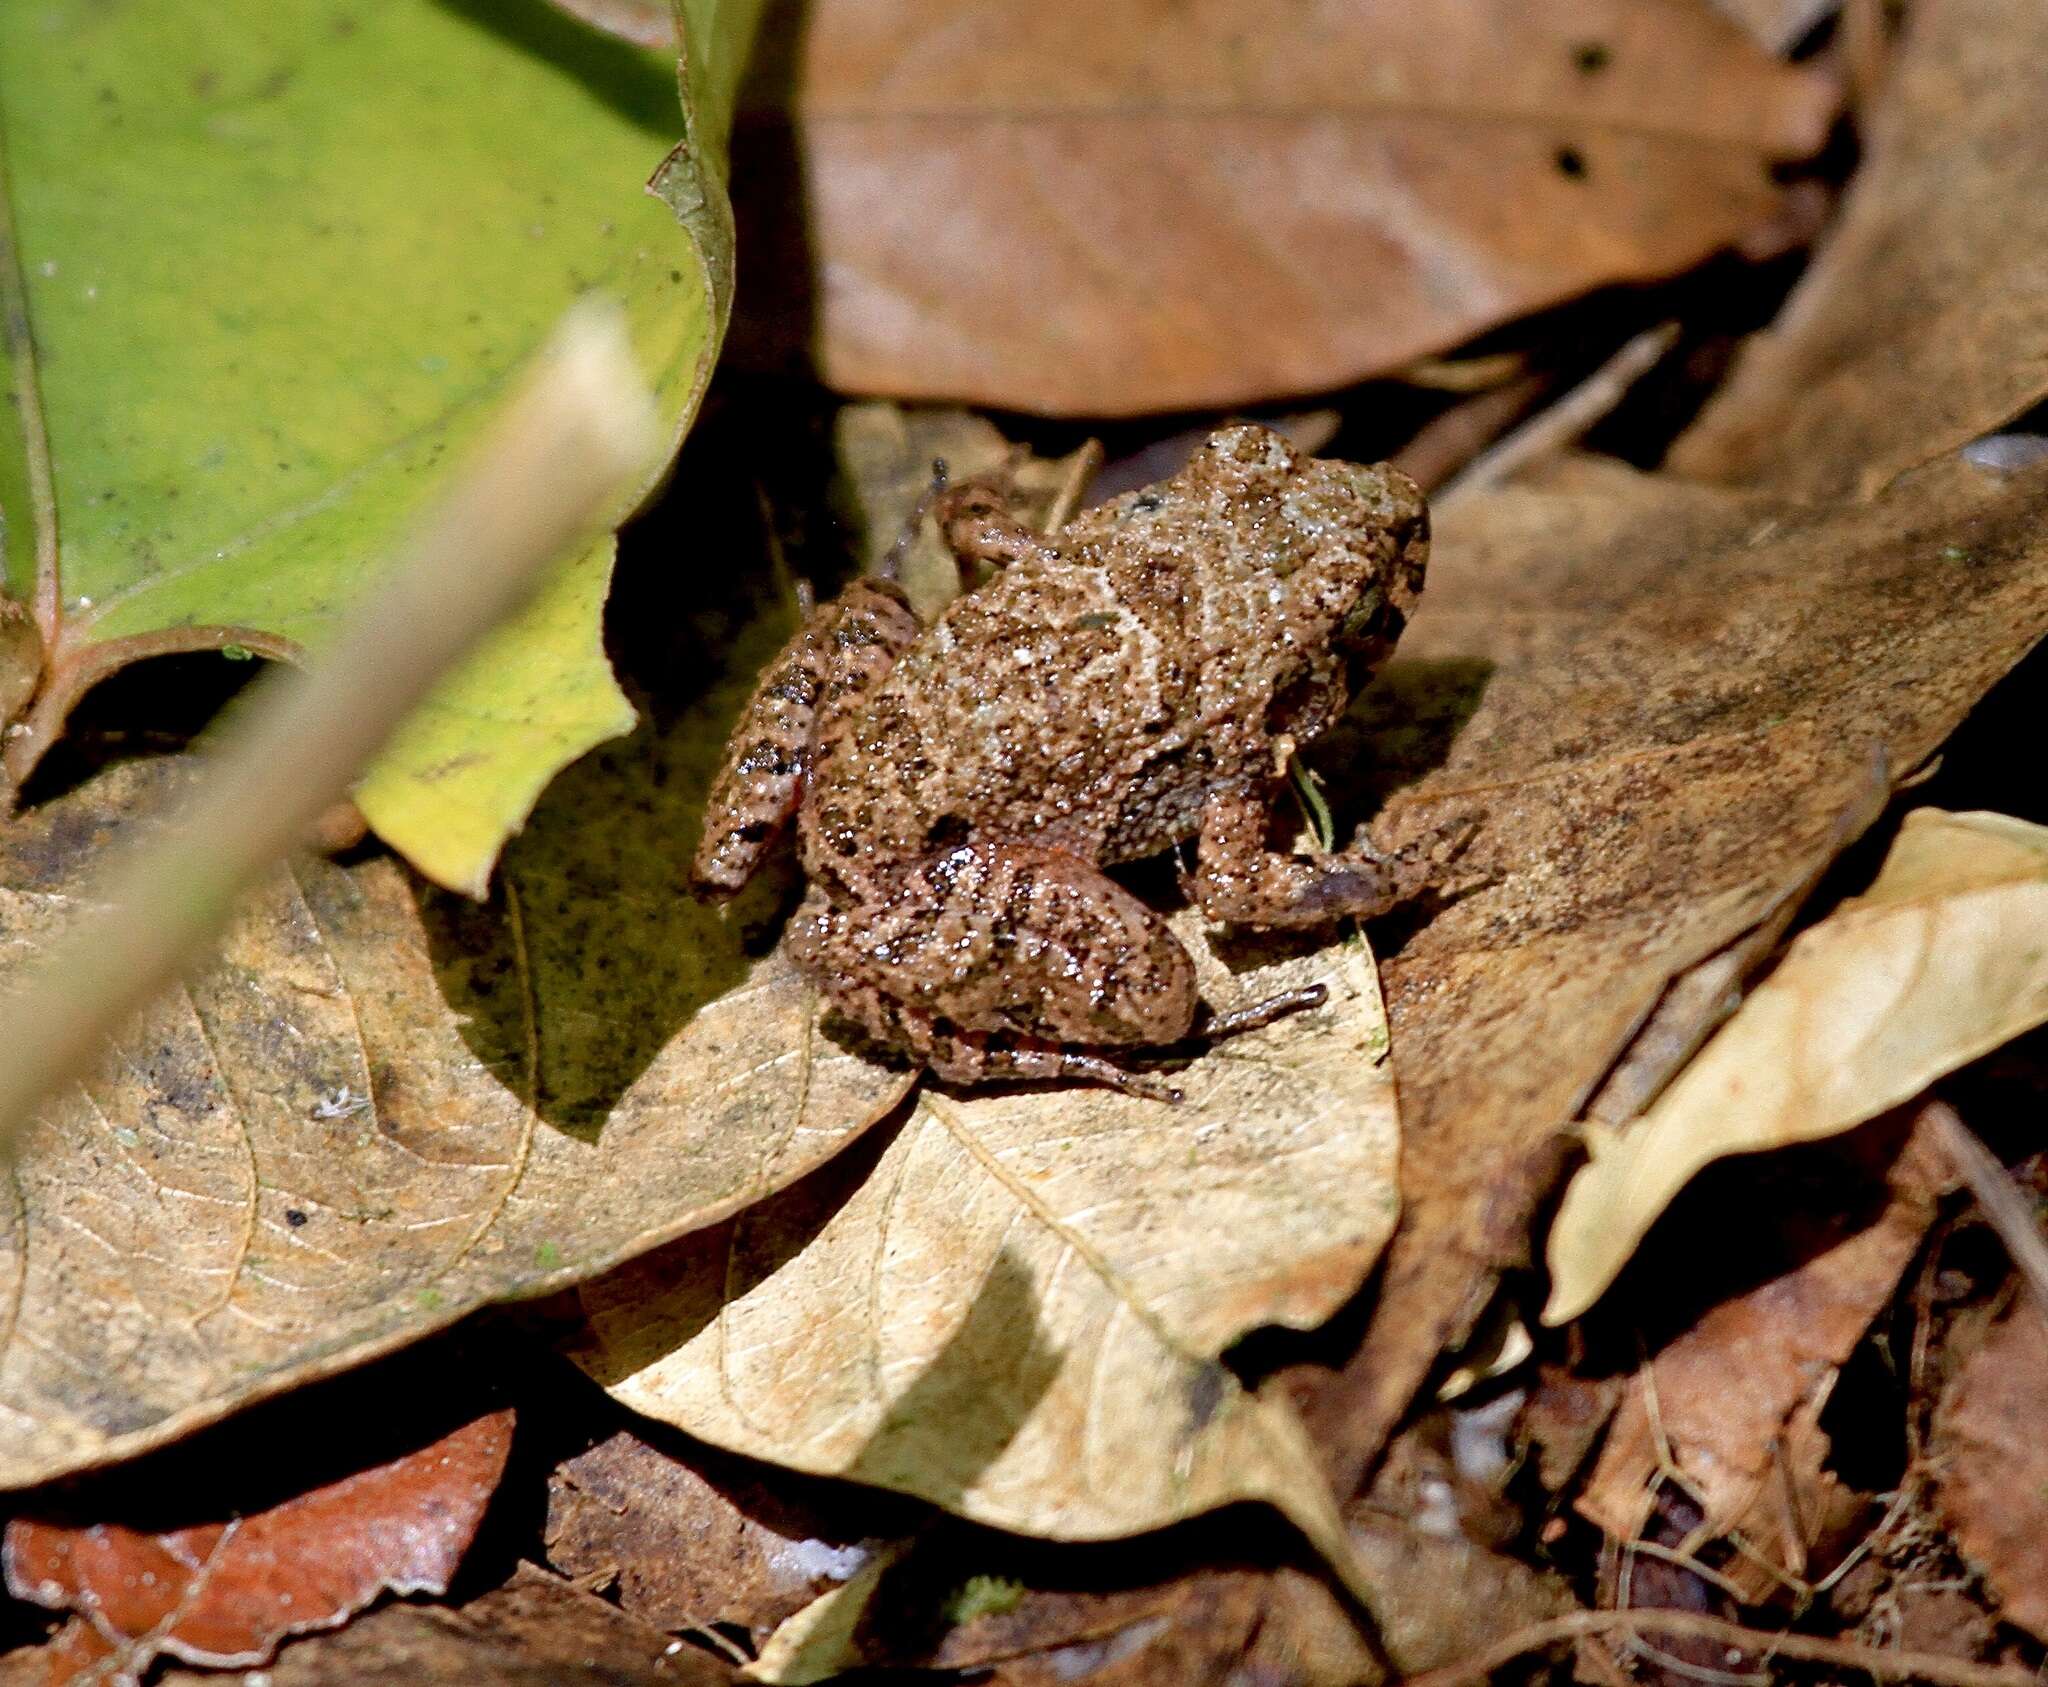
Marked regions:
[692,423,1454,1100]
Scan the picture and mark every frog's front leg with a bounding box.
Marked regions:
[934,482,1057,575]
[691,580,920,894]
[787,841,1199,1098]
[1188,785,1456,930]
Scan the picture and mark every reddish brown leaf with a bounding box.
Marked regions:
[1933,1305,2048,1642]
[733,0,1834,414]
[3,1410,512,1675]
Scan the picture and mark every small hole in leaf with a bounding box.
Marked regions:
[1555,146,1589,181]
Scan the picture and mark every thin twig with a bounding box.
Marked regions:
[0,302,657,1160]
[1924,1100,2048,1326]
[1401,1607,2036,1687]
[1438,322,1680,504]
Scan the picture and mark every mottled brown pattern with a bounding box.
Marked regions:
[693,425,1443,1093]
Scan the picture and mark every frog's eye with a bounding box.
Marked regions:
[1338,587,1385,646]
[1132,491,1164,513]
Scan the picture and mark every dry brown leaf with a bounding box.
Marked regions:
[1672,0,2048,499]
[0,556,911,1490]
[148,1562,736,1687]
[573,913,1396,1546]
[733,0,1834,414]
[3,1409,512,1677]
[1576,1110,1950,1599]
[1285,451,2048,1496]
[1546,810,2048,1324]
[544,1427,884,1643]
[1932,1305,2048,1643]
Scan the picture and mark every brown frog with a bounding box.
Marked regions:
[693,424,1449,1099]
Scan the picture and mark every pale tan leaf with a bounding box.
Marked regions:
[574,915,1397,1541]
[742,1543,905,1686]
[0,557,911,1489]
[733,0,1834,414]
[1671,0,2048,499]
[1544,809,2048,1325]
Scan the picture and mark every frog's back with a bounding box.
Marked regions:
[805,549,1216,869]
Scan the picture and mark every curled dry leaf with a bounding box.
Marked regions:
[1284,449,2048,1497]
[545,1428,885,1642]
[0,556,911,1490]
[1545,810,2048,1325]
[1933,1305,2048,1643]
[733,0,1834,414]
[574,913,1398,1543]
[1672,0,2048,500]
[3,1410,512,1677]
[1576,1108,1951,1599]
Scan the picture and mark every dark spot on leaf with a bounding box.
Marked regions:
[1184,1361,1227,1432]
[1555,146,1589,181]
[1573,41,1611,73]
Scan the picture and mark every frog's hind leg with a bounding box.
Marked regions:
[691,579,920,894]
[787,842,1200,1098]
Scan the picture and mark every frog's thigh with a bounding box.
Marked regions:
[692,581,919,893]
[792,840,1198,1047]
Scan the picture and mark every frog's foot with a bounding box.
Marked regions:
[1198,983,1327,1041]
[789,843,1204,1100]
[934,479,1055,577]
[691,578,920,894]
[1191,788,1476,930]
[928,1035,1187,1104]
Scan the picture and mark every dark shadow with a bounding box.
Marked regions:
[1309,654,1496,821]
[415,407,823,1140]
[841,1244,1064,1514]
[429,0,682,139]
[720,0,822,380]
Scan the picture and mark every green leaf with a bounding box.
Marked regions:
[0,0,759,893]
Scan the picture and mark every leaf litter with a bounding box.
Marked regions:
[0,537,909,1489]
[571,909,1399,1544]
[9,2,2048,1683]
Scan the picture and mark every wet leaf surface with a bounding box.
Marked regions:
[731,0,1833,414]
[1672,0,2048,500]
[573,913,1398,1541]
